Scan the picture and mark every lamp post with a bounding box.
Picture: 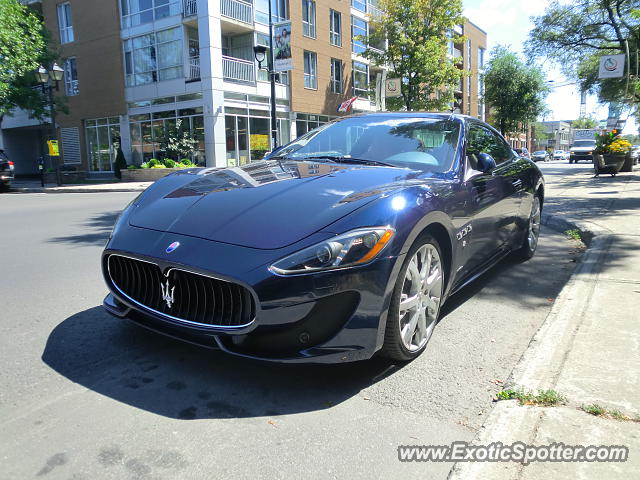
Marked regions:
[253,4,278,150]
[36,63,64,185]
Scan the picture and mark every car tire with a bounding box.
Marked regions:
[513,195,542,261]
[381,234,445,362]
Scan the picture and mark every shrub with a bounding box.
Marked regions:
[164,159,177,168]
[179,158,194,167]
[127,164,138,170]
[148,158,160,167]
[140,162,149,169]
[151,164,167,169]
[113,148,127,179]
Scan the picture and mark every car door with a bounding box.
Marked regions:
[462,123,522,272]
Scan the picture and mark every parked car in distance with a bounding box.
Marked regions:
[569,139,597,164]
[553,150,569,161]
[514,147,530,158]
[103,113,545,363]
[630,145,640,166]
[531,150,550,162]
[0,149,14,191]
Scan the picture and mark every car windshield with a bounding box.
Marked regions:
[573,140,596,147]
[273,116,461,173]
[555,150,564,153]
[533,151,546,155]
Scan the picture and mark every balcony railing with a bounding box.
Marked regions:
[222,56,255,83]
[221,0,253,25]
[183,0,197,17]
[187,56,200,81]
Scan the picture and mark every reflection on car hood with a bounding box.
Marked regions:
[129,160,423,249]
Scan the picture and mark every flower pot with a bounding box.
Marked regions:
[593,154,625,176]
[620,152,633,173]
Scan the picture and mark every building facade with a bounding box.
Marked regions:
[3,0,487,176]
[536,121,573,151]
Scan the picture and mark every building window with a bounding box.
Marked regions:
[255,33,289,85]
[351,16,367,54]
[57,2,74,44]
[303,51,317,89]
[129,108,205,165]
[302,0,316,38]
[86,117,121,172]
[124,28,183,86]
[63,58,79,96]
[353,61,369,98]
[352,0,367,13]
[478,47,485,70]
[255,0,288,24]
[120,0,181,28]
[225,110,290,166]
[330,10,341,47]
[331,58,342,94]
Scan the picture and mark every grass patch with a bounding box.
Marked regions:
[581,404,639,422]
[564,228,582,241]
[496,388,566,406]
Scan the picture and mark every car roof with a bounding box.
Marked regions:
[341,112,472,122]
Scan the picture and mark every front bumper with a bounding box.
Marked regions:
[570,153,594,161]
[102,228,403,363]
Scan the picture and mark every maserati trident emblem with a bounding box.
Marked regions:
[160,278,175,309]
[166,241,180,253]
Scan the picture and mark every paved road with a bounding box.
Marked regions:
[0,187,581,479]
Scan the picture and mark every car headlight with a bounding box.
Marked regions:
[269,227,395,275]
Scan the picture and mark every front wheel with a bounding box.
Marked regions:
[382,235,445,361]
[513,195,541,261]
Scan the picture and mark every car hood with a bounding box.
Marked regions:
[129,160,422,249]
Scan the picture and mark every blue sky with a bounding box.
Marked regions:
[463,0,636,133]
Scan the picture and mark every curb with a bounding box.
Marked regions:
[449,212,614,479]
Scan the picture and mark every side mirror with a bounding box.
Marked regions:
[477,153,497,172]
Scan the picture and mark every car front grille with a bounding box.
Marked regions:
[107,254,255,328]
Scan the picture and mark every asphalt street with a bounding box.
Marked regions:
[0,171,583,479]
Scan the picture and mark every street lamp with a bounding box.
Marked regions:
[36,63,64,185]
[252,5,278,151]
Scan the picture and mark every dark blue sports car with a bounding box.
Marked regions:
[103,113,543,363]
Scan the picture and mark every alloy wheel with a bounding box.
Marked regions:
[398,244,443,352]
[528,197,541,251]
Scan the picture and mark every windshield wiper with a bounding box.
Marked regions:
[294,155,397,168]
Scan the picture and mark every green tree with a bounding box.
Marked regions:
[363,0,465,111]
[527,0,639,110]
[159,119,198,161]
[572,116,599,129]
[0,0,47,124]
[483,46,549,135]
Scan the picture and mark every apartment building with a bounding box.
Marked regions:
[2,0,487,175]
[449,20,486,119]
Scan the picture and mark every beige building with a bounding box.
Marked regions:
[2,1,487,175]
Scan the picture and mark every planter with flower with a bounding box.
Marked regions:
[593,131,632,176]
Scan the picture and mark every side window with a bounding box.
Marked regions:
[467,124,512,167]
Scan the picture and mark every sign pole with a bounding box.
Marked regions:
[267,2,278,149]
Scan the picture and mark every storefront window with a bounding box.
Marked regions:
[86,117,121,172]
[225,110,291,166]
[129,107,204,164]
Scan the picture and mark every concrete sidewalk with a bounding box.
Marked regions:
[7,179,151,193]
[452,165,640,479]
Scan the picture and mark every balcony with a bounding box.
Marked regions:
[222,56,255,83]
[183,0,197,17]
[221,0,253,27]
[187,56,200,81]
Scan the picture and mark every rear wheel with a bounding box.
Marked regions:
[382,235,444,361]
[513,195,541,260]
